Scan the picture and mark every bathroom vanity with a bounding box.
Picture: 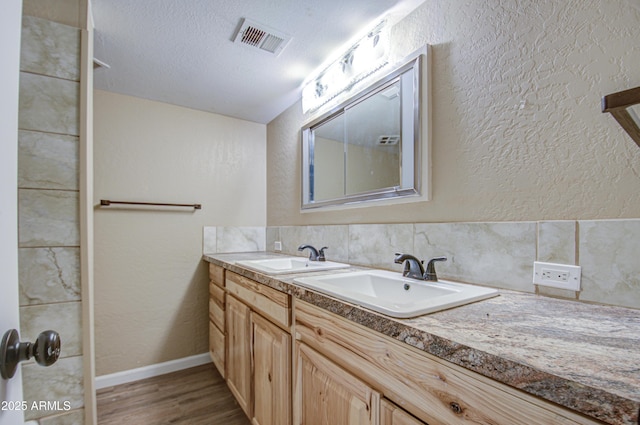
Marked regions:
[204,252,640,425]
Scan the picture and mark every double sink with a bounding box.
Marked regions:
[235,257,498,318]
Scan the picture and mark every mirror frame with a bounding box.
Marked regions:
[301,54,423,210]
[602,86,640,148]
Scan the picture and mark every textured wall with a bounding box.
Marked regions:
[267,0,640,225]
[94,91,266,376]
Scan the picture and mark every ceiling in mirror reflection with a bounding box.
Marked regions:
[314,80,401,149]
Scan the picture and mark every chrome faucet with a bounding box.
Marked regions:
[298,244,328,262]
[394,253,447,281]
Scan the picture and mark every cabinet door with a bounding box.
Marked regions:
[252,313,291,425]
[380,399,426,425]
[294,343,379,425]
[226,295,252,417]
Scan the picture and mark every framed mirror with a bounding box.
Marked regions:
[301,54,424,210]
[602,86,640,148]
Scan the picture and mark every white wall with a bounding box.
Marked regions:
[267,0,640,225]
[94,90,266,375]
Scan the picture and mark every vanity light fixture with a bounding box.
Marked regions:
[302,20,390,113]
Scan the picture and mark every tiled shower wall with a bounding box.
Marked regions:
[18,16,85,423]
[204,219,640,310]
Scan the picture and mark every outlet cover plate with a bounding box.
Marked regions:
[533,261,581,291]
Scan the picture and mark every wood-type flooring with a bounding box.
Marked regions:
[97,363,250,425]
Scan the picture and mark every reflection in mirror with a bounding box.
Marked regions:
[313,114,345,202]
[302,53,425,210]
[345,81,401,195]
[629,104,640,128]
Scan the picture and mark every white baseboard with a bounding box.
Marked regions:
[95,353,211,390]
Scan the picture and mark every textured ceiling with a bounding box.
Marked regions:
[92,0,425,124]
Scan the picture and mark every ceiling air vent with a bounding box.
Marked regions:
[377,135,400,145]
[233,18,291,56]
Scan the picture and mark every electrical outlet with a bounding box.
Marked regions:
[542,269,569,282]
[274,241,282,252]
[533,261,581,291]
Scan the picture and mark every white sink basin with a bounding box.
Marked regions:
[293,269,499,318]
[236,257,350,275]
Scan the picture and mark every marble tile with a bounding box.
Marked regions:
[579,220,640,309]
[18,130,79,190]
[18,189,79,247]
[279,225,349,261]
[266,226,280,252]
[21,16,80,81]
[537,285,578,300]
[216,226,265,252]
[305,225,350,263]
[348,224,414,270]
[537,221,576,264]
[279,226,311,256]
[22,356,84,421]
[202,226,216,253]
[38,409,84,425]
[19,247,81,305]
[19,72,79,136]
[536,221,578,299]
[20,301,82,357]
[414,222,537,292]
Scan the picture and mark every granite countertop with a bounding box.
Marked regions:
[203,252,640,425]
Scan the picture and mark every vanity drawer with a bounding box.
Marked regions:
[295,301,602,425]
[209,296,225,331]
[209,321,225,378]
[209,263,225,287]
[210,281,225,304]
[225,271,290,329]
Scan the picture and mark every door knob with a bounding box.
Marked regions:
[0,329,61,379]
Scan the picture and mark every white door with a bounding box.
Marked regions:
[0,1,25,424]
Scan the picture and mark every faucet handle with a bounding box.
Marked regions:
[424,256,447,281]
[318,247,328,262]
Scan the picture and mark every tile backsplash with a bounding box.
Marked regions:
[204,219,640,310]
[204,226,266,254]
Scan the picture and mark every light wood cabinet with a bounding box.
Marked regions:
[252,313,291,425]
[209,263,225,286]
[294,300,602,425]
[212,263,602,425]
[294,342,380,425]
[226,271,290,328]
[381,399,426,425]
[226,294,252,417]
[208,322,225,378]
[225,271,292,425]
[209,282,225,330]
[208,264,226,378]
